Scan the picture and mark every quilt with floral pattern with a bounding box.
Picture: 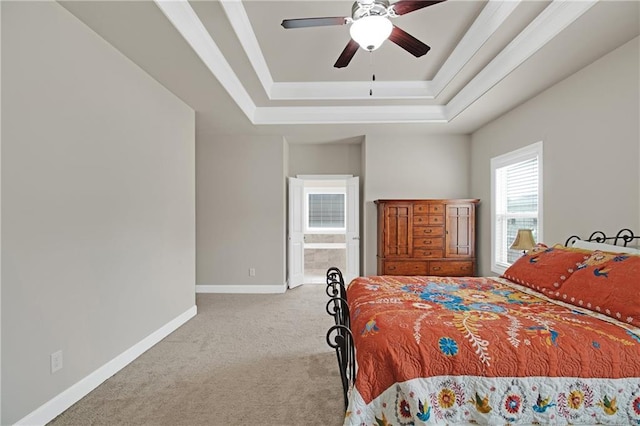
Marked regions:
[345,275,640,425]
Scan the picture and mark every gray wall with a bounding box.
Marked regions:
[363,134,472,275]
[196,134,286,287]
[470,36,640,276]
[288,141,363,177]
[1,2,196,424]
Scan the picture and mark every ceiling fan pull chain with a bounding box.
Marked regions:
[370,52,375,96]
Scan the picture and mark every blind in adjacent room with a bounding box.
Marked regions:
[308,193,345,229]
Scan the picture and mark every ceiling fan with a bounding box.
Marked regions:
[281,0,446,68]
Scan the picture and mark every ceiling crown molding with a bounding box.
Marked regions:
[219,0,275,95]
[270,80,433,100]
[154,0,598,125]
[446,0,598,121]
[155,0,256,120]
[253,105,448,125]
[429,0,520,98]
[220,0,521,101]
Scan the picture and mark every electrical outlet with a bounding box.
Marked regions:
[249,268,256,277]
[51,350,63,374]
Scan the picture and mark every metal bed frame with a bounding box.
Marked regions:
[324,267,355,410]
[325,228,638,412]
[564,228,638,247]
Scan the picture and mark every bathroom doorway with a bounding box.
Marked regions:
[288,175,359,288]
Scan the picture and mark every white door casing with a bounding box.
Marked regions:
[345,176,360,284]
[288,177,304,288]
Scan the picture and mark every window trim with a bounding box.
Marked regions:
[490,141,544,275]
[304,187,347,234]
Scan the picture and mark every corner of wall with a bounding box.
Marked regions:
[0,2,3,422]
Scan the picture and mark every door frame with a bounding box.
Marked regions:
[287,175,360,287]
[287,177,305,289]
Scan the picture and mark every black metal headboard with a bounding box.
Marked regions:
[564,228,639,247]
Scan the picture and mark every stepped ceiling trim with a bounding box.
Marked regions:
[155,0,598,125]
[220,0,521,101]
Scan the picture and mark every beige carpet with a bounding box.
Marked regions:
[49,285,345,425]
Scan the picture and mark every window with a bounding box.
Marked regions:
[305,191,346,233]
[491,142,543,274]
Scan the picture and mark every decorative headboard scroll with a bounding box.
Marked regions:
[564,228,638,247]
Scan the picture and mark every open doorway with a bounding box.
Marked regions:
[303,183,347,284]
[288,175,359,288]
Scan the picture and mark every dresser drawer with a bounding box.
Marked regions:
[413,226,444,237]
[413,215,444,225]
[413,204,430,214]
[384,261,428,275]
[429,204,444,214]
[414,204,445,214]
[413,237,444,248]
[429,261,474,277]
[413,249,443,258]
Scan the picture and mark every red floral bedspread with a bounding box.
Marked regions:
[345,275,640,425]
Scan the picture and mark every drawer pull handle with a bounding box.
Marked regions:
[433,267,441,271]
[388,266,396,270]
[424,229,432,234]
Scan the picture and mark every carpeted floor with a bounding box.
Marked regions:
[49,285,345,425]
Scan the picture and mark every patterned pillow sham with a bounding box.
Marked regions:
[501,243,591,293]
[557,251,640,326]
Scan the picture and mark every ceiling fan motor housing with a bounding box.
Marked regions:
[352,0,391,20]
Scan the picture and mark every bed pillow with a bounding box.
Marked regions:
[571,239,640,254]
[551,243,593,254]
[559,251,640,326]
[501,244,591,293]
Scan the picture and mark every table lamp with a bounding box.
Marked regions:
[510,229,536,255]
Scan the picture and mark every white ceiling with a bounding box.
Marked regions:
[61,0,639,142]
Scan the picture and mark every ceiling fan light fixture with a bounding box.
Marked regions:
[349,15,392,51]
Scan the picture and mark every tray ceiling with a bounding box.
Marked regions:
[61,0,640,136]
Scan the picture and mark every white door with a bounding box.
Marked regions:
[288,177,305,288]
[345,177,360,284]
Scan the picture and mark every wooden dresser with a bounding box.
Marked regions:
[375,199,479,277]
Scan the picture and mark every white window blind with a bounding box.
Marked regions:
[308,193,345,229]
[491,142,543,274]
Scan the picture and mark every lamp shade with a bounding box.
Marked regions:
[510,229,536,251]
[349,15,393,51]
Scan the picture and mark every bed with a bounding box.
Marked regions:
[325,229,640,425]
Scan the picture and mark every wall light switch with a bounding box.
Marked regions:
[249,268,256,277]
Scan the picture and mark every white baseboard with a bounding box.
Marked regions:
[15,305,198,426]
[196,283,287,294]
